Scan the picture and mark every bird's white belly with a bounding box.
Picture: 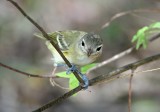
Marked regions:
[52,53,67,65]
[52,53,94,66]
[74,55,94,66]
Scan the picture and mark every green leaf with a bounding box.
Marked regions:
[55,63,97,96]
[147,22,160,34]
[132,26,148,49]
[81,63,97,74]
[55,71,71,78]
[69,75,79,89]
[56,72,79,89]
[149,22,160,28]
[132,22,160,50]
[69,75,79,96]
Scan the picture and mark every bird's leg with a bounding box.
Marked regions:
[54,63,67,67]
[55,63,76,74]
[54,63,89,89]
[66,64,89,89]
[66,64,77,74]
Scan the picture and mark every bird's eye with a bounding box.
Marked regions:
[96,46,102,51]
[82,40,85,46]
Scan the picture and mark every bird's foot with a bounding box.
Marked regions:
[79,73,89,89]
[66,64,77,75]
[55,63,89,89]
[66,64,89,89]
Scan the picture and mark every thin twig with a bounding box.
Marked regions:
[50,78,70,90]
[0,62,57,78]
[101,67,160,85]
[50,67,70,90]
[87,33,160,75]
[6,0,83,84]
[128,69,135,112]
[100,8,160,30]
[136,67,160,74]
[33,53,160,112]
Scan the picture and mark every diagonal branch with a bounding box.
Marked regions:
[89,54,160,86]
[33,53,160,112]
[32,86,83,112]
[6,0,83,84]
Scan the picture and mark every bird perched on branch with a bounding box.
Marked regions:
[35,30,103,88]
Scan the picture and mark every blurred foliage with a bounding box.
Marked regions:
[133,99,160,112]
[132,22,160,49]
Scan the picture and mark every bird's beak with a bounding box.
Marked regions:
[87,49,92,57]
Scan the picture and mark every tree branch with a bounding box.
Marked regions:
[32,86,83,112]
[33,53,160,112]
[0,63,60,78]
[90,53,160,85]
[6,0,83,84]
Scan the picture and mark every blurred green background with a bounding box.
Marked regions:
[0,0,160,112]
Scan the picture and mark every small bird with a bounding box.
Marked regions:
[35,30,103,88]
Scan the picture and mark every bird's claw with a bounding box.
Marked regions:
[80,74,89,89]
[66,64,89,89]
[56,64,89,89]
[66,64,77,75]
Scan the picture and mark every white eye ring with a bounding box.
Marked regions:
[81,40,85,46]
[96,45,102,52]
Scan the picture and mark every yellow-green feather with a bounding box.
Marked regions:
[34,30,88,64]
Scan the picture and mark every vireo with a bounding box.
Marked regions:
[35,30,103,88]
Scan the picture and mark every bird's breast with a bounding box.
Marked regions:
[72,54,96,66]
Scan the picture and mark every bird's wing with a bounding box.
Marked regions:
[34,30,86,52]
